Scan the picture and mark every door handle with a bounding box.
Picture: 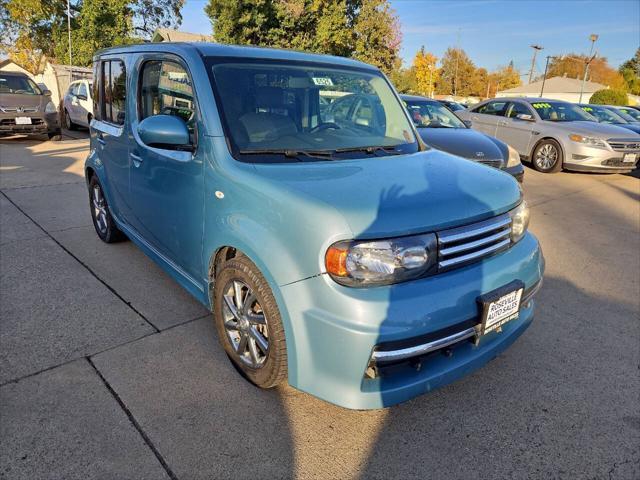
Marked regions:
[130,153,143,166]
[498,120,508,126]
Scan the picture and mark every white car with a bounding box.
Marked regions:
[62,79,93,130]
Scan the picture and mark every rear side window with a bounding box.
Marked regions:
[475,101,507,116]
[101,60,126,125]
[139,60,195,141]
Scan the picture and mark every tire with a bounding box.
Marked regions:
[64,109,77,130]
[88,175,126,243]
[213,256,288,388]
[47,130,62,141]
[532,139,563,173]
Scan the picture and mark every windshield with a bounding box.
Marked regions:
[580,105,627,124]
[209,60,418,162]
[530,101,594,122]
[0,75,42,95]
[403,99,466,128]
[444,101,465,111]
[614,107,640,122]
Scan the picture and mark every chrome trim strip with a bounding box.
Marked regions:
[438,214,511,244]
[440,228,511,256]
[372,327,477,363]
[439,238,511,269]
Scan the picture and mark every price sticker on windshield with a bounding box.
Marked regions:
[312,77,334,86]
[532,102,551,109]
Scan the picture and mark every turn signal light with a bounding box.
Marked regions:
[325,245,349,277]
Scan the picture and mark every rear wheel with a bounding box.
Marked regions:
[64,109,77,130]
[88,176,125,243]
[532,139,563,173]
[47,130,62,141]
[213,255,287,388]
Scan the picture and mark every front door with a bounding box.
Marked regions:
[128,55,204,281]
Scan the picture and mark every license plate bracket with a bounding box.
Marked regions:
[477,280,525,336]
[15,116,32,125]
[622,153,637,164]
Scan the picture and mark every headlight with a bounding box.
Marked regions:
[45,101,57,113]
[506,145,521,168]
[568,133,607,149]
[508,200,530,243]
[325,233,437,287]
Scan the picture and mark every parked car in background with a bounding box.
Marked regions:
[457,97,640,173]
[438,99,467,114]
[86,42,544,409]
[604,105,640,123]
[0,71,61,140]
[579,104,640,134]
[62,79,93,130]
[401,95,524,181]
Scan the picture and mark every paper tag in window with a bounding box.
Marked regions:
[312,77,334,86]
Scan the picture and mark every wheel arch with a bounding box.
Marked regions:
[530,136,565,161]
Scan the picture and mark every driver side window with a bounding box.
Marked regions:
[139,60,195,141]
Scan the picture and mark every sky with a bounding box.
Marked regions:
[179,0,640,76]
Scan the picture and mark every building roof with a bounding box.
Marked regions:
[152,29,213,43]
[499,76,607,95]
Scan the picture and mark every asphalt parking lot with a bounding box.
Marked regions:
[1,133,638,480]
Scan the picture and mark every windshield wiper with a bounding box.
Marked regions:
[333,145,403,156]
[238,149,335,161]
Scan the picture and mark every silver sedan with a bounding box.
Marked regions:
[457,97,640,173]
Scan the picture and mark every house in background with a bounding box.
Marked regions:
[496,76,607,103]
[152,29,213,43]
[0,58,92,108]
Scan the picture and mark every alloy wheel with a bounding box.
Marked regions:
[535,144,558,170]
[222,279,269,368]
[92,185,108,234]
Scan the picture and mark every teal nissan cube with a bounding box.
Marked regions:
[86,43,544,409]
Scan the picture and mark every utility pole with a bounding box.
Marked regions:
[66,0,72,65]
[528,45,543,84]
[540,55,553,97]
[579,34,599,103]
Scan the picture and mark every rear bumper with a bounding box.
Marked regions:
[279,232,544,409]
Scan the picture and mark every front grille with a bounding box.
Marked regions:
[437,213,512,271]
[0,118,45,126]
[476,159,504,169]
[0,106,39,113]
[608,139,640,152]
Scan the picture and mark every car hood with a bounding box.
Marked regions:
[417,127,505,161]
[253,150,521,238]
[615,123,640,134]
[548,120,640,138]
[0,93,45,109]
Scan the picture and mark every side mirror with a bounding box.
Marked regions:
[138,114,191,150]
[463,120,472,128]
[42,89,52,96]
[516,113,534,122]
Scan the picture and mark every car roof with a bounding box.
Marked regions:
[0,71,30,78]
[399,94,439,103]
[94,42,377,71]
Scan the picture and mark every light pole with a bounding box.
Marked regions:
[66,0,72,65]
[528,45,543,84]
[579,34,598,103]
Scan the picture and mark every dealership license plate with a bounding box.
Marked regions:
[15,117,32,125]
[478,281,524,336]
[622,153,637,163]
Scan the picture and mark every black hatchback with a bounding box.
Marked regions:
[401,95,524,182]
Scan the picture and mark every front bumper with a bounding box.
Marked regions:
[563,142,639,173]
[504,163,525,182]
[279,232,544,409]
[0,112,60,135]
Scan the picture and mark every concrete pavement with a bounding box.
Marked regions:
[1,135,638,479]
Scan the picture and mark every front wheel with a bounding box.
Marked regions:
[532,139,563,173]
[213,256,288,388]
[88,176,125,243]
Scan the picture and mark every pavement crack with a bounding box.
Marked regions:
[0,190,161,333]
[86,357,179,480]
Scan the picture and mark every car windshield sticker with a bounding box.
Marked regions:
[582,106,593,112]
[312,77,334,86]
[532,102,552,109]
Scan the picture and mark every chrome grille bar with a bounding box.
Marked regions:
[437,213,512,271]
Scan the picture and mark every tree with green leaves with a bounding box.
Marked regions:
[1,0,185,69]
[204,0,401,74]
[619,48,640,95]
[590,89,629,106]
